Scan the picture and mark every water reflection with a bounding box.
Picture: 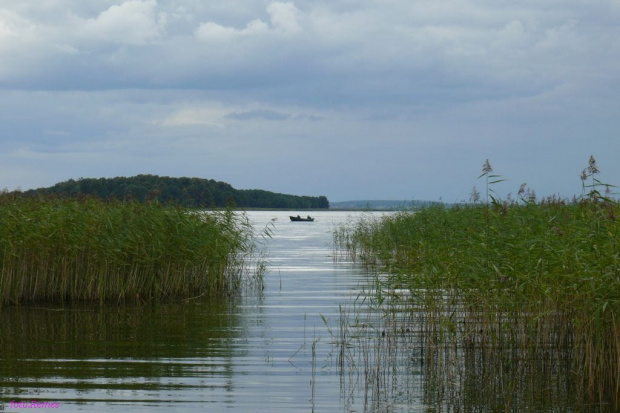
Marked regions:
[0,211,378,412]
[0,210,599,411]
[336,286,597,412]
[0,299,241,409]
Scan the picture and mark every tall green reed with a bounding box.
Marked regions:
[0,196,258,305]
[334,156,620,409]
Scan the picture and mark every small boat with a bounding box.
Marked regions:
[290,215,314,222]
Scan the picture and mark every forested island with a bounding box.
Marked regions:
[22,175,329,209]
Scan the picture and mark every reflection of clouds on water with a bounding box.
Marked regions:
[0,211,384,412]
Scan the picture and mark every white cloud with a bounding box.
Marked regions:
[267,2,301,34]
[195,1,301,41]
[79,0,166,45]
[195,18,268,40]
[0,9,36,48]
[0,14,18,38]
[0,9,74,81]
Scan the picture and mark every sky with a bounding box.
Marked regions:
[1,0,619,203]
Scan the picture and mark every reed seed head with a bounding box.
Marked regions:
[482,159,493,175]
[588,155,600,175]
[470,186,481,203]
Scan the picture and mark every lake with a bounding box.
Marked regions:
[0,211,393,412]
[0,210,584,412]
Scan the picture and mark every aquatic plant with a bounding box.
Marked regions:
[334,157,620,409]
[0,196,258,305]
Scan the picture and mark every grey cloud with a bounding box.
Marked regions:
[0,1,619,202]
[226,109,291,121]
[3,0,617,111]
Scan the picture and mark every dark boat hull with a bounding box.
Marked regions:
[290,216,314,222]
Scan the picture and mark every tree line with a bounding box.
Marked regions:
[21,175,330,209]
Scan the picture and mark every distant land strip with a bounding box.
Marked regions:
[330,200,443,211]
[18,175,330,209]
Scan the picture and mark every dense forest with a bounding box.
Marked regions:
[22,175,330,209]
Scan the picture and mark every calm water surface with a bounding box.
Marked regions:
[0,211,393,412]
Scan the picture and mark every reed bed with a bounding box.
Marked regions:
[333,159,620,409]
[0,196,258,305]
[335,296,580,411]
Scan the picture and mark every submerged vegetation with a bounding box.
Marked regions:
[0,195,260,305]
[334,157,620,410]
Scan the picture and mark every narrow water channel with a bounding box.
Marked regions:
[0,210,388,412]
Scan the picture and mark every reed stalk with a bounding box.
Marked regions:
[0,196,258,305]
[334,158,620,409]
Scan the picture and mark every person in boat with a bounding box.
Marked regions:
[307,215,311,220]
[297,215,301,219]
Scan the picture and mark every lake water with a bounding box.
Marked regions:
[0,211,393,412]
[0,210,586,412]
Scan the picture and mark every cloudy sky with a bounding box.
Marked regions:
[1,0,619,202]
